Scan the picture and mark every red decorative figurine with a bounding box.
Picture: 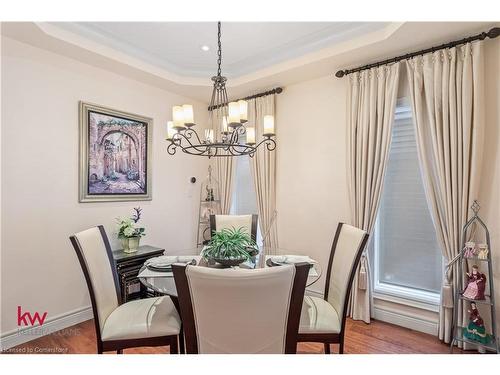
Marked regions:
[462,265,486,300]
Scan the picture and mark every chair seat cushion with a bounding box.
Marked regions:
[299,296,341,334]
[101,296,181,341]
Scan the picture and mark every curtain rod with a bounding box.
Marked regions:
[208,87,283,111]
[335,27,500,78]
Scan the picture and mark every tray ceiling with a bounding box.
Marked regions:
[3,22,495,102]
[50,22,389,78]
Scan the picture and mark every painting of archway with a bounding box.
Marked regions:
[79,102,152,202]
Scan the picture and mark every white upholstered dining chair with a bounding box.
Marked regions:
[70,225,181,354]
[209,214,258,241]
[298,222,369,354]
[172,263,309,354]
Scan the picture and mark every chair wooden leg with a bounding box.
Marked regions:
[170,336,178,354]
[339,341,344,354]
[117,349,123,354]
[324,343,331,354]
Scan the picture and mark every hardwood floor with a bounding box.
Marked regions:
[3,318,461,354]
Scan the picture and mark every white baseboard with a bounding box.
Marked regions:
[307,289,438,336]
[0,306,93,351]
[373,305,438,336]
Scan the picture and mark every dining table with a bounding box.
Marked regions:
[137,248,322,298]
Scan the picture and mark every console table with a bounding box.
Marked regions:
[112,245,165,302]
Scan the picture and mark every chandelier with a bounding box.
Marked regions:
[166,22,276,158]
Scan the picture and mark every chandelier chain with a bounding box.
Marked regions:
[217,21,222,77]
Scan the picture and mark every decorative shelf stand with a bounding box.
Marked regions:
[197,166,222,246]
[450,201,499,353]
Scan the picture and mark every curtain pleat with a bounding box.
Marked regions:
[211,111,235,214]
[347,64,400,323]
[248,95,279,253]
[405,41,485,344]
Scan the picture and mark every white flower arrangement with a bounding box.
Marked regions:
[117,208,145,239]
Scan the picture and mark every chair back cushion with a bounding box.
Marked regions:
[213,214,253,235]
[326,223,368,316]
[178,265,297,353]
[71,226,119,333]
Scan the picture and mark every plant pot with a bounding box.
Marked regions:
[121,236,141,253]
[212,257,248,267]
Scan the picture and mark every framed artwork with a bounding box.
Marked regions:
[79,101,153,202]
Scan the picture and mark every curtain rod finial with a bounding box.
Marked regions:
[487,27,500,39]
[335,70,345,78]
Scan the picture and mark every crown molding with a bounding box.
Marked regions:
[33,22,403,87]
[2,21,493,102]
[35,22,209,86]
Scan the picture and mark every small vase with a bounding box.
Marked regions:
[122,236,140,253]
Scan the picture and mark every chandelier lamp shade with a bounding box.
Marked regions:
[166,22,276,158]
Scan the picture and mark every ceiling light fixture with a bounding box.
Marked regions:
[201,45,210,51]
[166,22,276,158]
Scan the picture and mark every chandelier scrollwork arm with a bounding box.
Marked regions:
[183,128,203,144]
[264,137,277,152]
[248,137,276,158]
[167,141,178,155]
[231,125,246,143]
[167,130,206,155]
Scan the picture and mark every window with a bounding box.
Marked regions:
[230,151,258,216]
[230,134,262,244]
[373,101,442,306]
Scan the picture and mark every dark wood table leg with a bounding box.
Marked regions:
[171,296,185,354]
[179,326,185,354]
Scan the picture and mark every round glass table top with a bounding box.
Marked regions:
[138,248,322,298]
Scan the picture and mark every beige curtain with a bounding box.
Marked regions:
[215,156,234,214]
[405,42,484,343]
[347,64,400,323]
[248,94,279,251]
[211,112,235,214]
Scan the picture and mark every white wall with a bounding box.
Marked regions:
[0,37,209,338]
[276,75,350,296]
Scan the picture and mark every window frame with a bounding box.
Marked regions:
[373,220,441,310]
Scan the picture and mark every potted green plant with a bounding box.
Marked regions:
[202,227,257,267]
[117,207,145,253]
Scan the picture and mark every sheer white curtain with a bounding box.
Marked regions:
[248,94,279,251]
[405,42,485,343]
[346,64,400,323]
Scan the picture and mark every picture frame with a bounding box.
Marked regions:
[79,101,153,202]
